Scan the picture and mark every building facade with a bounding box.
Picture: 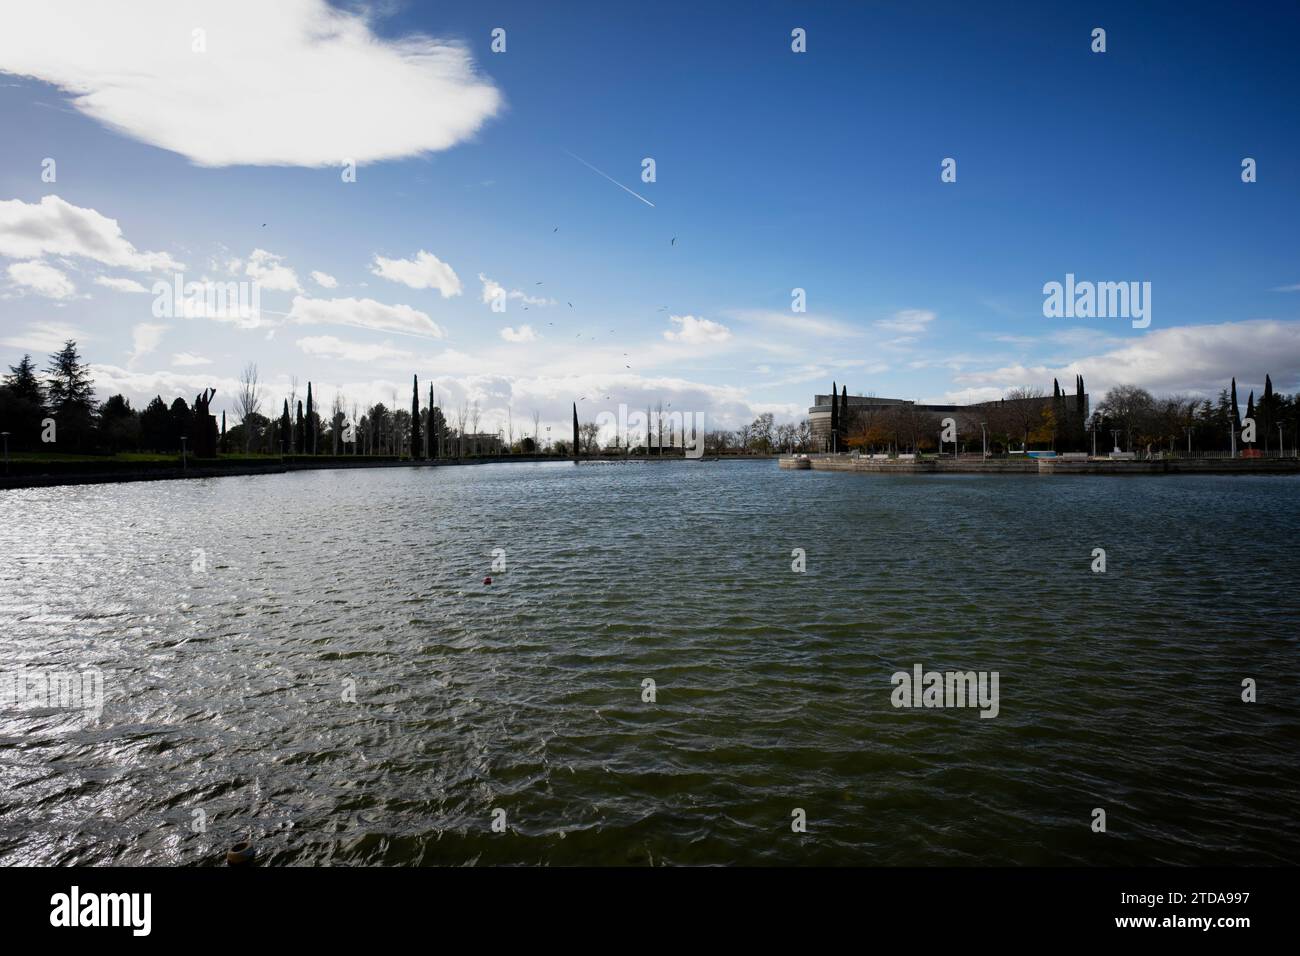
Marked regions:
[809,390,1090,451]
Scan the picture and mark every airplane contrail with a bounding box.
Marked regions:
[563,149,655,207]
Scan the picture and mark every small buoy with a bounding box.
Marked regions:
[483,576,492,585]
[226,840,256,866]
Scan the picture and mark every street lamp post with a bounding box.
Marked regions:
[1184,426,1193,456]
[1230,425,1236,458]
[1279,424,1285,458]
[1,431,9,475]
[980,422,987,460]
[1111,429,1121,455]
[180,435,188,472]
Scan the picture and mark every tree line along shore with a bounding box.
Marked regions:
[2,343,1296,490]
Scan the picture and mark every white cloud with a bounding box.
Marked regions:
[0,0,502,168]
[310,270,338,289]
[874,309,936,334]
[500,325,537,343]
[0,195,181,271]
[477,273,553,307]
[0,321,87,353]
[296,335,410,364]
[729,309,864,338]
[286,295,445,338]
[171,352,212,367]
[95,275,150,294]
[371,250,461,297]
[952,319,1300,398]
[129,322,167,364]
[7,259,76,299]
[664,314,732,345]
[244,248,301,292]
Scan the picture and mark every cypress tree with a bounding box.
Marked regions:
[1246,390,1256,443]
[1230,378,1241,432]
[840,385,848,446]
[573,402,579,460]
[280,400,291,454]
[1076,375,1087,450]
[296,400,304,453]
[1262,374,1274,452]
[410,374,421,461]
[427,383,434,459]
[830,381,838,451]
[306,382,314,454]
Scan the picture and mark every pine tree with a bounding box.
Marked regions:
[4,354,44,405]
[44,340,96,449]
[0,354,47,450]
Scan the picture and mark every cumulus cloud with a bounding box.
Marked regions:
[664,314,732,345]
[951,319,1300,398]
[500,324,537,343]
[0,0,502,168]
[286,295,445,338]
[477,273,553,307]
[0,195,181,271]
[371,250,461,297]
[244,248,301,292]
[129,323,167,364]
[7,259,76,299]
[95,275,150,294]
[310,270,338,289]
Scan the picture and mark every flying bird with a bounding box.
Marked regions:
[670,237,676,246]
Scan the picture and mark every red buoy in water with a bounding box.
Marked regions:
[483,576,492,585]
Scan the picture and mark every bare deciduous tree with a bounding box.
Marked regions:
[236,362,262,452]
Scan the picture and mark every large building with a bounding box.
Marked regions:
[809,390,1089,450]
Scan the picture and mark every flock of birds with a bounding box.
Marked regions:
[259,159,683,420]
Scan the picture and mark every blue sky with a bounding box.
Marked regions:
[1,0,1298,434]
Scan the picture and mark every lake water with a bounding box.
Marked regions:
[1,461,1297,865]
